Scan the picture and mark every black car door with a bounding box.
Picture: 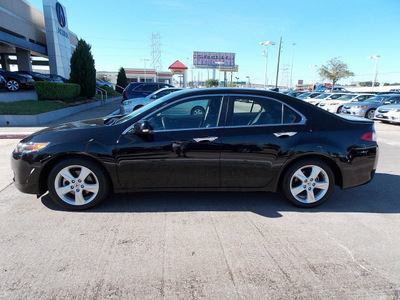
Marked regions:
[115,95,226,189]
[219,95,306,188]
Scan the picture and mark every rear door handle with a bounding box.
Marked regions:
[193,137,218,143]
[274,132,297,138]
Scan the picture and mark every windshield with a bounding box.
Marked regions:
[338,95,354,100]
[314,93,330,99]
[364,96,388,103]
[297,92,311,99]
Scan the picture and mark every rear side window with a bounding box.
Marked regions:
[136,84,159,92]
[230,96,302,126]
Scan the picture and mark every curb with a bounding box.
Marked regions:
[0,133,32,139]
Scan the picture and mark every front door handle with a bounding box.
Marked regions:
[274,132,297,138]
[193,137,218,143]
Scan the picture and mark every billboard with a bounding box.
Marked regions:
[193,51,235,69]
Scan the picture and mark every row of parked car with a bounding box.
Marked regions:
[0,69,69,92]
[285,90,400,124]
[0,68,115,92]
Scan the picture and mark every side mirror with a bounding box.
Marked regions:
[131,120,150,134]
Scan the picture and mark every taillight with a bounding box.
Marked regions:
[361,131,377,142]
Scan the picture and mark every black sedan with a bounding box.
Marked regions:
[0,69,35,91]
[11,88,378,210]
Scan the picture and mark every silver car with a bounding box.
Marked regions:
[374,104,400,124]
[120,87,182,114]
[341,94,400,119]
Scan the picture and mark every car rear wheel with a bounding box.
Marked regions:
[282,159,335,208]
[6,79,20,91]
[191,106,205,115]
[48,158,109,210]
[366,109,375,119]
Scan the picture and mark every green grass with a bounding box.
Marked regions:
[0,100,68,115]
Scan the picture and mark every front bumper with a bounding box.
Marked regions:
[341,107,366,117]
[11,152,43,195]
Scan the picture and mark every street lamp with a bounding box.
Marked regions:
[309,65,318,86]
[367,55,380,87]
[215,61,224,86]
[260,41,275,89]
[246,76,250,88]
[289,43,296,89]
[140,59,149,82]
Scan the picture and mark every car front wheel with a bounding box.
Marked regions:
[191,106,205,115]
[282,159,335,208]
[366,109,375,119]
[48,158,109,210]
[6,79,20,91]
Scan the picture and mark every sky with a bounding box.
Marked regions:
[26,0,400,87]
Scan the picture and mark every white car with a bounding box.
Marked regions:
[318,93,375,114]
[374,104,400,124]
[120,87,182,114]
[303,92,347,105]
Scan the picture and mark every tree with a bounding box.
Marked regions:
[116,67,128,93]
[205,79,219,87]
[319,57,354,87]
[69,39,96,99]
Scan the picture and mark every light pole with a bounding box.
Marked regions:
[367,55,380,87]
[246,76,250,88]
[309,65,318,88]
[140,59,149,82]
[289,43,296,90]
[215,61,224,86]
[260,41,275,89]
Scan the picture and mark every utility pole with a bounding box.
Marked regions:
[275,37,282,89]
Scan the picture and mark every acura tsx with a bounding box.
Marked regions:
[11,88,378,210]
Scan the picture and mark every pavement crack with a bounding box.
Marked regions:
[209,213,240,299]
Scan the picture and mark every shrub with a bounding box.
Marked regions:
[116,67,128,93]
[69,39,96,99]
[34,81,81,102]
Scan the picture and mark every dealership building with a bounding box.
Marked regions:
[0,0,77,78]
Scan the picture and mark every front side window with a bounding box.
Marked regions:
[230,96,302,126]
[147,96,223,131]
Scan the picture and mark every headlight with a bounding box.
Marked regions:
[360,105,368,108]
[15,142,49,153]
[123,101,132,106]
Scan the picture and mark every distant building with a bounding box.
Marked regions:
[97,68,173,85]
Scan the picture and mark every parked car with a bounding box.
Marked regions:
[0,74,6,90]
[96,78,113,88]
[286,91,305,98]
[122,82,174,101]
[11,88,378,211]
[318,93,375,114]
[341,94,400,119]
[0,69,35,91]
[47,74,69,83]
[16,71,58,82]
[296,92,322,100]
[120,87,182,114]
[374,104,400,124]
[303,93,347,105]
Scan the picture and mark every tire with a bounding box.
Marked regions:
[282,159,335,208]
[48,158,109,210]
[191,106,205,115]
[337,106,343,114]
[366,109,375,119]
[6,79,20,92]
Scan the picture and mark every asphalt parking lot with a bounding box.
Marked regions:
[1,121,399,299]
